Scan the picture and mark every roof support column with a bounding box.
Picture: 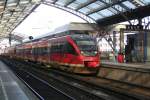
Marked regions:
[9,34,11,46]
[138,18,142,25]
[113,31,117,51]
[119,28,124,53]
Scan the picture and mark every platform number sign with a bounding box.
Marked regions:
[126,25,143,30]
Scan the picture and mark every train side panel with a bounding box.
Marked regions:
[48,35,100,74]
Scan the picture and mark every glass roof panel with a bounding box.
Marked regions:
[98,9,114,17]
[122,1,136,9]
[0,1,4,4]
[112,4,126,12]
[103,0,111,4]
[143,0,150,4]
[7,0,17,7]
[132,0,144,6]
[7,3,17,7]
[95,1,105,7]
[89,13,103,20]
[3,13,11,17]
[108,7,118,14]
[76,0,88,4]
[56,0,65,6]
[68,2,79,10]
[44,0,54,3]
[79,7,90,14]
[19,0,29,4]
[7,0,17,3]
[87,2,101,9]
[56,0,68,6]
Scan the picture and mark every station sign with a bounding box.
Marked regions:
[126,25,143,30]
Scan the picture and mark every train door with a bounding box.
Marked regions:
[49,40,60,63]
[48,42,51,63]
[61,41,78,66]
[32,43,38,62]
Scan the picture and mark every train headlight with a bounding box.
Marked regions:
[94,51,97,54]
[81,51,84,54]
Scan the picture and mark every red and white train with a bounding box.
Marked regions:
[2,23,100,74]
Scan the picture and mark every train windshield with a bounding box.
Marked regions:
[71,35,97,56]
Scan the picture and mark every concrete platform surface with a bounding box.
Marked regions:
[101,61,150,70]
[0,60,39,100]
[99,61,150,88]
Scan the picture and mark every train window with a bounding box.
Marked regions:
[24,49,31,54]
[16,49,20,54]
[39,48,42,55]
[32,48,38,55]
[49,39,76,55]
[32,48,34,55]
[50,45,56,53]
[41,47,48,55]
[50,44,62,54]
[71,35,97,56]
[36,48,38,55]
[24,49,26,54]
[38,48,42,55]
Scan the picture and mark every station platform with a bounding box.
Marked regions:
[98,61,150,88]
[101,61,150,72]
[0,60,39,100]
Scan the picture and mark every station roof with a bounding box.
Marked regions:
[0,0,150,40]
[46,0,150,25]
[0,0,39,40]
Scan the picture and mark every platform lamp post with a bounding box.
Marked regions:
[29,36,33,46]
[29,36,33,44]
[29,36,33,55]
[9,34,12,46]
[120,28,124,54]
[29,36,33,41]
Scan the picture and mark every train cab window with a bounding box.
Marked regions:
[71,35,97,56]
[64,42,77,55]
[50,40,76,55]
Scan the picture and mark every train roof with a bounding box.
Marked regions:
[70,34,93,37]
[48,34,94,41]
[20,23,97,44]
[53,22,96,34]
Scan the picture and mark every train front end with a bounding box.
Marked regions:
[71,35,100,74]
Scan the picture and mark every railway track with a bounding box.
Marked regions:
[2,59,74,100]
[1,58,116,100]
[2,58,150,100]
[22,59,150,100]
[38,68,150,100]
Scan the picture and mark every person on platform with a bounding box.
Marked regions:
[117,52,124,63]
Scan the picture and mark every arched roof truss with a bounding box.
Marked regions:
[0,0,150,40]
[0,0,39,40]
